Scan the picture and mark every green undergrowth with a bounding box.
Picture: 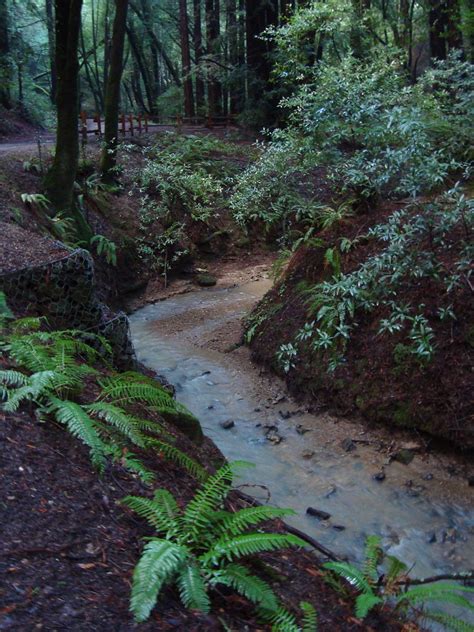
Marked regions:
[0,294,204,481]
[129,133,254,280]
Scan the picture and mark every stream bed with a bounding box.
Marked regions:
[129,280,474,581]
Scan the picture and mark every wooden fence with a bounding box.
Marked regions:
[79,111,237,142]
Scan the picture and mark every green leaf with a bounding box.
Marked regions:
[122,491,180,534]
[52,399,106,469]
[323,562,374,595]
[217,506,295,537]
[300,601,318,632]
[202,533,305,565]
[355,593,383,618]
[217,563,278,611]
[130,539,188,622]
[177,563,211,613]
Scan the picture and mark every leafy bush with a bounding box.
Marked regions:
[324,535,474,630]
[231,51,473,234]
[123,461,315,630]
[134,133,248,275]
[277,185,473,372]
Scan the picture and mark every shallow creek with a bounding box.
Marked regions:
[129,279,473,580]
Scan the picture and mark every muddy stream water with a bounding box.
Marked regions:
[129,278,474,583]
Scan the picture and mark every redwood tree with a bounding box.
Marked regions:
[44,0,92,243]
[100,0,129,180]
[179,0,195,118]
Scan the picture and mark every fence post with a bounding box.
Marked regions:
[144,113,149,133]
[137,113,142,134]
[121,113,126,135]
[80,110,88,145]
[128,113,134,136]
[176,115,183,134]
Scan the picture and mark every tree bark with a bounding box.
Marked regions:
[100,0,129,181]
[44,0,92,243]
[0,0,12,109]
[206,0,222,117]
[45,0,57,103]
[179,0,195,118]
[193,0,205,113]
[429,0,463,60]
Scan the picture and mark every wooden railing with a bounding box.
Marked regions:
[79,111,237,142]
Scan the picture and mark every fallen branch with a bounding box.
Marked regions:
[233,489,340,561]
[397,571,474,586]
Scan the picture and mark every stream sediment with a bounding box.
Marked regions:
[130,276,474,581]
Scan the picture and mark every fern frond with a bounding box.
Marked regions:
[422,611,474,632]
[385,555,408,584]
[3,370,63,411]
[300,601,318,632]
[355,593,383,618]
[182,463,247,540]
[0,370,27,398]
[146,438,208,482]
[9,316,42,333]
[121,453,156,484]
[323,562,374,596]
[217,563,278,611]
[51,398,106,469]
[217,506,295,537]
[122,491,180,534]
[86,402,148,448]
[177,563,211,613]
[202,533,305,565]
[363,535,381,583]
[130,539,188,622]
[259,605,300,632]
[398,582,474,610]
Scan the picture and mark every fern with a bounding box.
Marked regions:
[362,535,382,584]
[422,611,474,632]
[182,461,251,541]
[51,398,107,470]
[324,538,474,627]
[218,563,278,611]
[300,601,318,632]
[215,506,295,537]
[130,539,188,622]
[126,462,309,623]
[146,438,208,482]
[201,533,306,565]
[122,491,179,534]
[177,563,211,612]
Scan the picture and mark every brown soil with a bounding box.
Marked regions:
[0,222,69,273]
[0,410,407,631]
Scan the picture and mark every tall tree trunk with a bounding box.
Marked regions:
[0,0,12,109]
[179,0,195,118]
[100,0,129,181]
[429,0,463,60]
[193,0,205,113]
[246,0,278,84]
[227,0,239,114]
[44,0,92,243]
[206,0,222,117]
[45,0,57,103]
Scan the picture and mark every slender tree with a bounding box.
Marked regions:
[193,0,205,113]
[44,0,92,243]
[100,0,129,180]
[179,0,195,118]
[45,0,57,103]
[0,0,12,109]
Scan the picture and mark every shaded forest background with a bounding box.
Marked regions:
[0,0,472,130]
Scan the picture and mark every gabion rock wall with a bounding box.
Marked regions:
[0,248,136,369]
